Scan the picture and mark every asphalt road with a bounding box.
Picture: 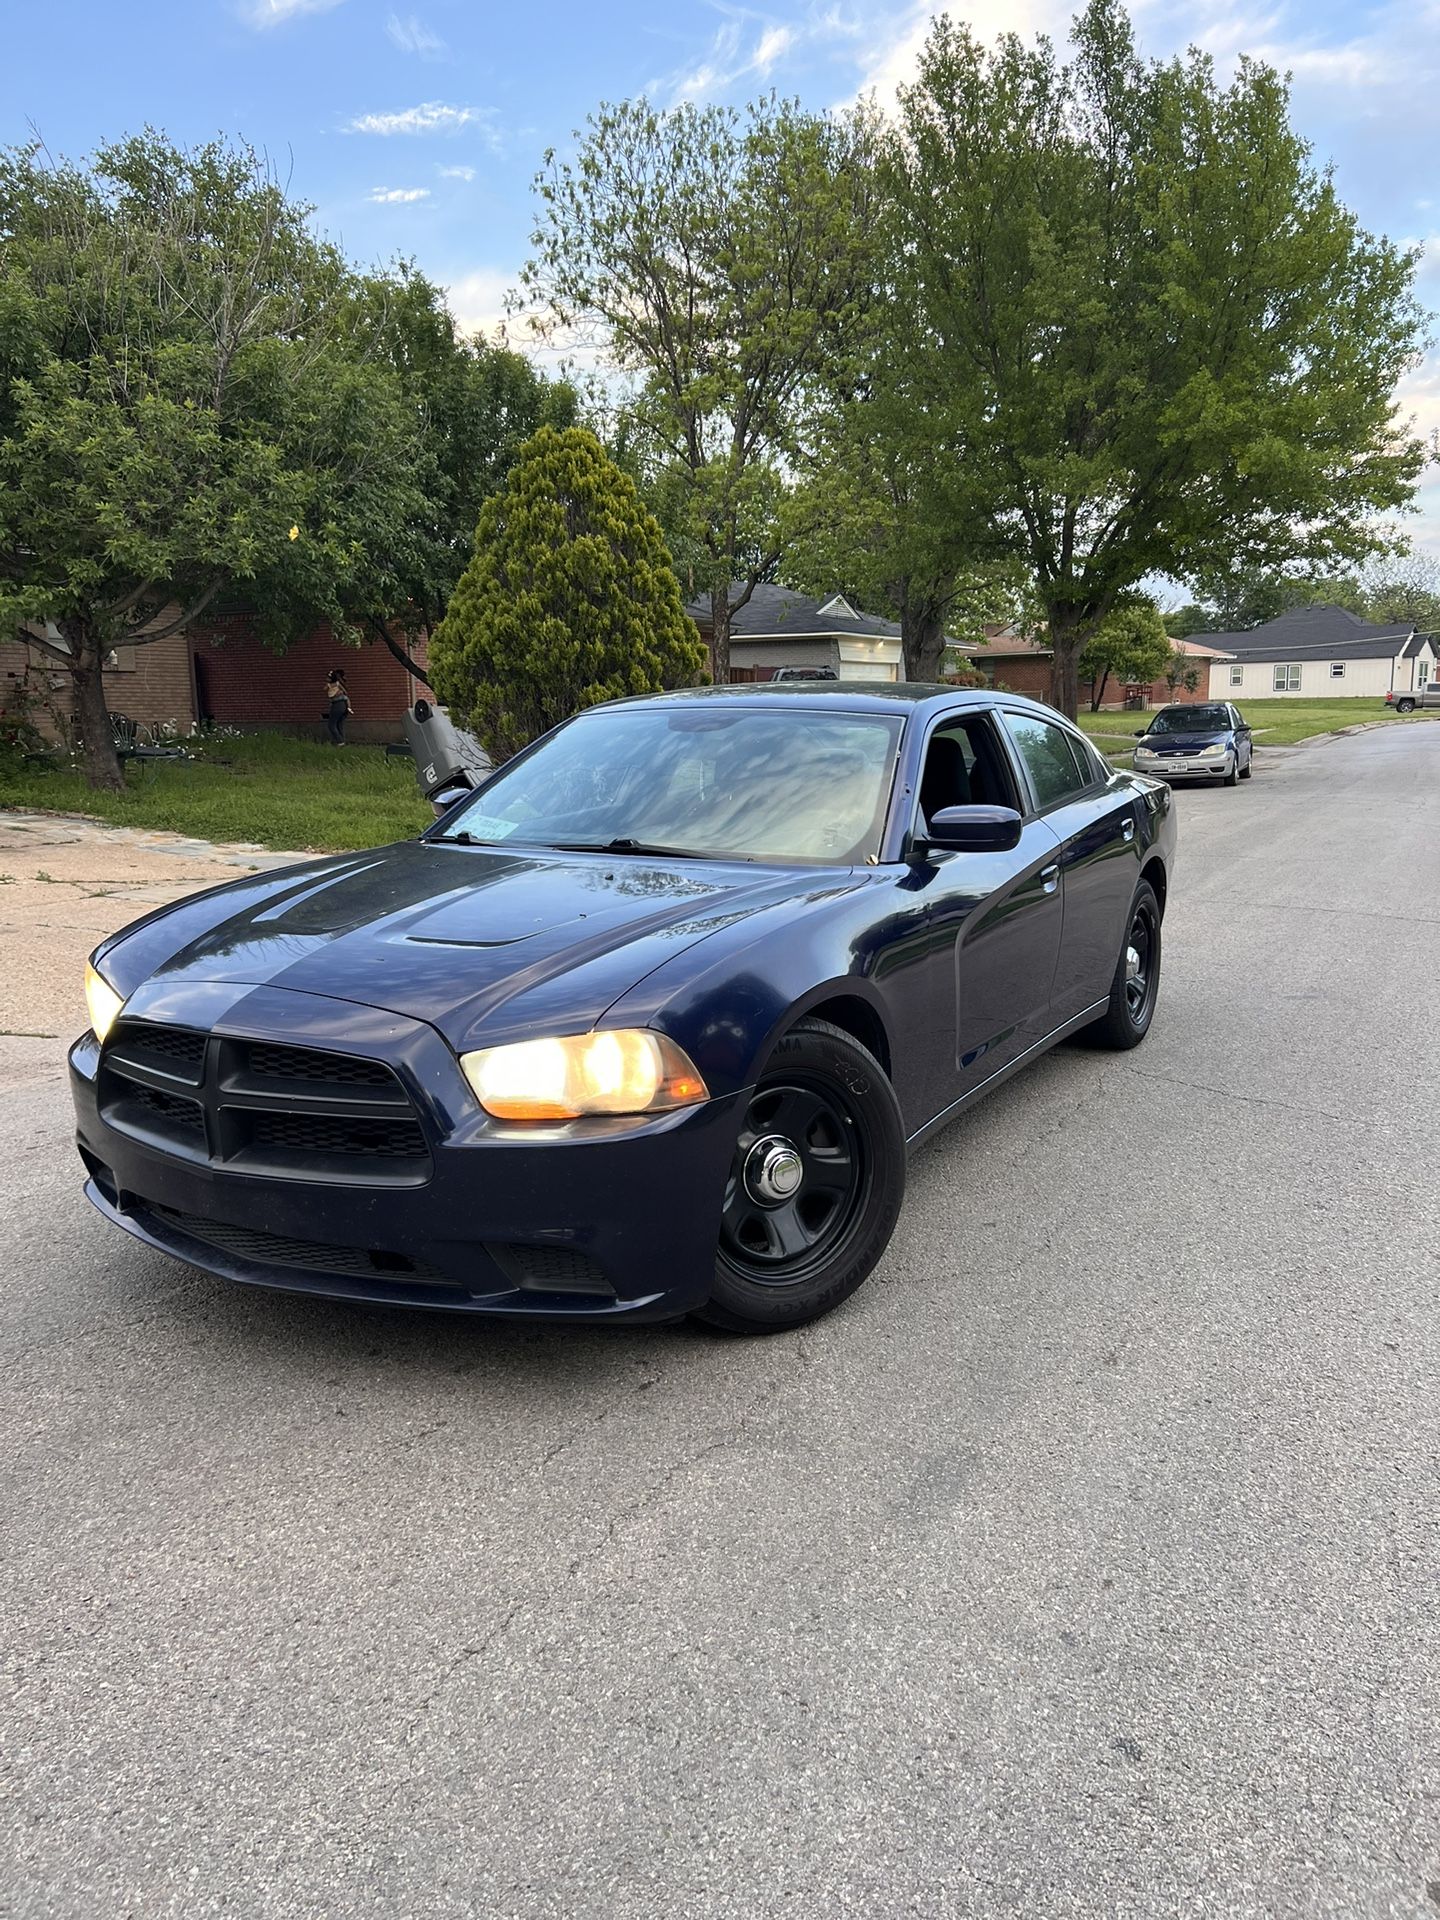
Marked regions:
[3,727,1438,1920]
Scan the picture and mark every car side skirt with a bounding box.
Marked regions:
[904,997,1110,1152]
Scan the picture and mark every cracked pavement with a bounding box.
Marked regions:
[2,727,1439,1918]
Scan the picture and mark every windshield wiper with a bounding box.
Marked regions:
[550,837,719,861]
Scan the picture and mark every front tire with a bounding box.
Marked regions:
[1224,752,1239,786]
[1239,753,1253,779]
[696,1017,905,1334]
[1084,880,1161,1051]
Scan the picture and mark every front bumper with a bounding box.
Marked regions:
[70,981,744,1322]
[1134,755,1232,780]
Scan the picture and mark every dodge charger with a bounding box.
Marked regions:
[72,687,1175,1333]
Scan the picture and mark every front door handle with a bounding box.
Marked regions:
[1121,818,1135,842]
[1040,863,1060,894]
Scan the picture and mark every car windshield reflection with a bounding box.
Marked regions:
[433,706,906,865]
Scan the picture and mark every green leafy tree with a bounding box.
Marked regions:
[1165,603,1216,637]
[1360,556,1440,634]
[1187,566,1366,630]
[1078,601,1174,708]
[0,133,423,789]
[521,95,873,683]
[343,270,578,679]
[428,425,705,761]
[885,0,1427,716]
[1162,648,1203,698]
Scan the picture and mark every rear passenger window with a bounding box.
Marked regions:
[1000,713,1091,810]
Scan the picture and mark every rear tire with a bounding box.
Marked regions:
[1396,699,1416,714]
[696,1017,905,1334]
[1084,880,1161,1051]
[1239,754,1253,779]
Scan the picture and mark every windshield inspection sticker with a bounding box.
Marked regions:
[456,814,520,841]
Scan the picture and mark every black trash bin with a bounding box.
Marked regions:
[402,700,493,809]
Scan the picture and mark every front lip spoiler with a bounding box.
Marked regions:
[80,1178,684,1322]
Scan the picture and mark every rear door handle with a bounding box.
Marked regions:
[1121,818,1135,842]
[1040,864,1060,894]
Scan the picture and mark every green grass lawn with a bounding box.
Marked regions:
[0,731,433,852]
[1074,697,1437,757]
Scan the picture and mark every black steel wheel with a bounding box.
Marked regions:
[698,1017,905,1334]
[1084,880,1162,1051]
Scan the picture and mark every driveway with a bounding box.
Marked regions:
[2,730,1438,1919]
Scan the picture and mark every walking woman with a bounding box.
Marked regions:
[324,668,352,746]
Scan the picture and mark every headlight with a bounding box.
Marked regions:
[84,960,125,1043]
[1134,745,1157,758]
[461,1029,708,1122]
[1198,743,1226,758]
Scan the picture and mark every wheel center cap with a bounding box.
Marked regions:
[745,1136,804,1205]
[1125,944,1142,982]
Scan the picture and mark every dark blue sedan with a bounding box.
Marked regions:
[72,687,1175,1333]
[1133,702,1253,785]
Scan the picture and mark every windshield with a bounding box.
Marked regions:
[1147,706,1231,735]
[433,705,905,864]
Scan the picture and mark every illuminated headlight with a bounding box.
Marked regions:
[461,1030,709,1122]
[1198,743,1226,758]
[84,960,125,1043]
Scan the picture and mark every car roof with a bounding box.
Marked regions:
[608,682,1066,722]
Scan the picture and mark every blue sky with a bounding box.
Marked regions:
[6,0,1438,558]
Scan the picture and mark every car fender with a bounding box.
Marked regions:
[599,871,917,1107]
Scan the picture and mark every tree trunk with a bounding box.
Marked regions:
[1047,605,1082,719]
[68,623,125,792]
[1090,666,1110,712]
[903,601,946,683]
[368,615,432,687]
[709,585,731,686]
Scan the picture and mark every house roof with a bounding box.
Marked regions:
[1207,604,1414,663]
[1172,636,1236,660]
[686,584,903,642]
[1403,630,1437,658]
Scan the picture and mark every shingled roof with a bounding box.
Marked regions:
[1206,604,1415,663]
[685,585,903,642]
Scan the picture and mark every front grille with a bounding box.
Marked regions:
[107,1022,207,1084]
[245,1042,394,1088]
[151,1206,458,1288]
[245,1110,428,1160]
[114,1080,208,1149]
[98,1020,432,1184]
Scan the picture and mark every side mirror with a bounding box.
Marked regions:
[430,784,472,819]
[1134,729,1147,738]
[918,805,1023,855]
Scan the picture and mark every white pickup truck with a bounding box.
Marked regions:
[1385,684,1439,714]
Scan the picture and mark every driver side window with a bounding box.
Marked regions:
[916,714,1020,829]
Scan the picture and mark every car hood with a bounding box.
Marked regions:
[1138,730,1232,748]
[99,838,835,1052]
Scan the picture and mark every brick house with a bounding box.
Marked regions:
[961,629,1232,709]
[1,609,430,745]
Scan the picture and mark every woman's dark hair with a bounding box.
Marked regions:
[328,667,347,682]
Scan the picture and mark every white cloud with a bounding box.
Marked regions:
[369,186,431,203]
[385,11,445,56]
[345,101,491,137]
[241,0,343,25]
[438,164,477,181]
[446,269,515,340]
[664,16,811,103]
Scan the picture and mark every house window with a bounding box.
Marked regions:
[1229,666,1243,687]
[1273,664,1302,692]
[1329,662,1346,679]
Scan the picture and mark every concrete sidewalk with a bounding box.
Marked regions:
[0,810,302,1057]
